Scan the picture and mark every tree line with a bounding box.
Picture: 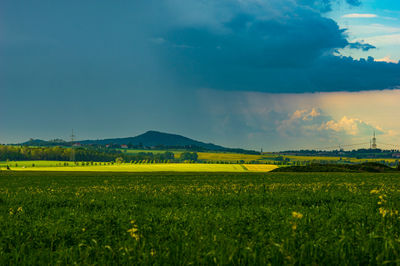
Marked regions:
[0,145,176,162]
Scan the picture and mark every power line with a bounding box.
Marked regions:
[309,142,370,151]
[378,142,400,149]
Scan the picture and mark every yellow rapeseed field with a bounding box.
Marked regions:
[5,162,278,172]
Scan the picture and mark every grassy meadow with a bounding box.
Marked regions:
[1,171,400,264]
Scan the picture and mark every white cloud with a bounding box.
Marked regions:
[387,130,398,137]
[279,111,381,139]
[319,116,371,136]
[278,108,327,137]
[375,56,398,64]
[307,108,321,119]
[362,34,400,46]
[199,89,400,150]
[342,13,377,18]
[337,23,400,62]
[345,24,400,36]
[290,108,321,121]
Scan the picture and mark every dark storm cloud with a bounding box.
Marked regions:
[1,0,397,96]
[1,0,400,144]
[348,42,376,51]
[346,0,362,6]
[148,0,399,93]
[292,0,360,13]
[299,0,333,12]
[162,10,347,68]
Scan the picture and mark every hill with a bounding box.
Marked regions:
[20,131,259,154]
[20,138,67,146]
[79,131,223,149]
[271,162,399,173]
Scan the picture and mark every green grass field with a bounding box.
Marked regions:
[198,152,398,164]
[0,161,277,172]
[1,171,400,264]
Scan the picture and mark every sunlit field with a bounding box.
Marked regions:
[1,171,400,264]
[0,161,278,172]
[118,150,399,164]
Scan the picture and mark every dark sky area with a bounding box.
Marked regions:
[1,0,399,150]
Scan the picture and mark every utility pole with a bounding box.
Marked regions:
[70,129,75,162]
[372,131,377,149]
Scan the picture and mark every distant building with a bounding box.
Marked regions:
[392,153,400,158]
[105,144,110,148]
[72,143,81,147]
[121,144,128,149]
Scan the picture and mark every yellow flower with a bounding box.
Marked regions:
[292,211,303,219]
[17,207,23,212]
[127,221,140,240]
[127,228,138,233]
[128,231,139,240]
[379,207,388,217]
[370,189,380,194]
[9,208,14,215]
[150,249,156,256]
[82,228,86,232]
[291,223,297,230]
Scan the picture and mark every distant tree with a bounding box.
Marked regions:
[180,152,198,162]
[115,157,124,164]
[163,151,174,160]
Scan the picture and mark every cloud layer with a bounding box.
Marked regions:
[1,0,399,95]
[199,89,400,150]
[343,13,377,18]
[146,0,400,93]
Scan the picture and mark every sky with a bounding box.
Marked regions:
[1,0,400,151]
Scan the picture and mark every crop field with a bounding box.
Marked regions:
[118,149,184,156]
[281,155,398,164]
[198,152,264,162]
[199,152,398,164]
[81,148,399,164]
[1,171,400,264]
[0,161,277,172]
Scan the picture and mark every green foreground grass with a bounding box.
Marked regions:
[1,171,400,264]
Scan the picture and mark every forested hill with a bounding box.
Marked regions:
[20,131,259,155]
[79,131,224,150]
